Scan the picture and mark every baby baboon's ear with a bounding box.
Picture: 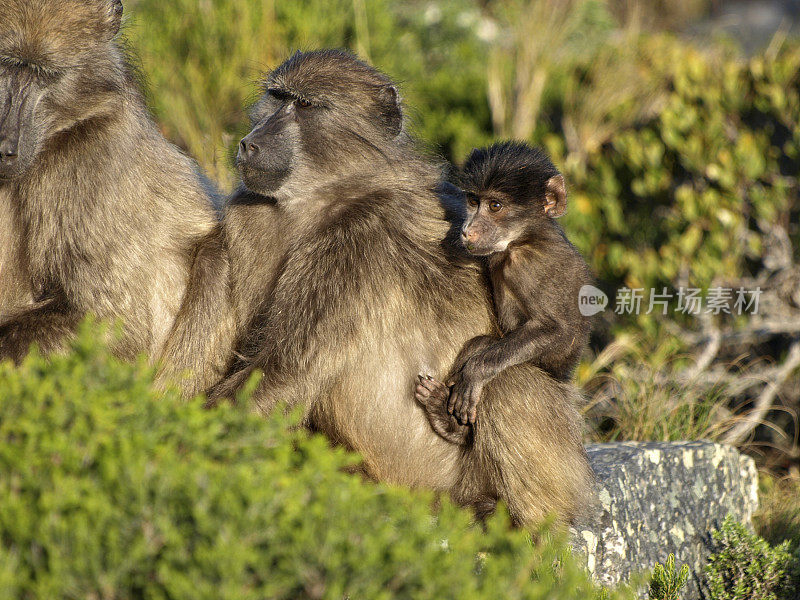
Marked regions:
[380,85,403,137]
[544,174,567,218]
[103,0,124,40]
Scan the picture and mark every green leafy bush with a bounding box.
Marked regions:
[649,553,689,600]
[0,322,629,600]
[556,39,800,305]
[706,516,799,600]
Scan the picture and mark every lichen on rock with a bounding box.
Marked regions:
[572,441,759,599]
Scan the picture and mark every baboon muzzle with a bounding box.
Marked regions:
[0,113,22,178]
[237,106,296,194]
[0,71,40,180]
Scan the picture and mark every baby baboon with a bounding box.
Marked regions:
[0,0,232,395]
[213,50,593,527]
[415,142,592,440]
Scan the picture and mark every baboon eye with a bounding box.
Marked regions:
[467,195,479,207]
[296,98,312,108]
[489,201,503,212]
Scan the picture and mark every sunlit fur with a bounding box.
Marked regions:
[0,0,232,396]
[213,50,594,527]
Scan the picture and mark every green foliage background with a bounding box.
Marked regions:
[124,0,800,325]
[706,517,799,600]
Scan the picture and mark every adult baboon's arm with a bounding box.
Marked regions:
[214,197,385,418]
[155,226,237,398]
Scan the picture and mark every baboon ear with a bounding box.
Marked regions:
[380,85,403,137]
[103,0,124,40]
[544,174,567,218]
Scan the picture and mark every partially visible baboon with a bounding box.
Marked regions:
[416,141,593,438]
[212,50,593,527]
[0,0,233,395]
[0,192,31,318]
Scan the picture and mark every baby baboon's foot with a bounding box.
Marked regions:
[415,374,471,445]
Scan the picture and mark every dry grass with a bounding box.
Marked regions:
[578,335,799,448]
[486,0,593,140]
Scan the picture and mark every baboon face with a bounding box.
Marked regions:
[0,0,124,180]
[459,142,566,255]
[237,50,403,199]
[460,190,532,256]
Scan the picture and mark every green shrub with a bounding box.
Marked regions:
[705,516,799,600]
[649,553,690,600]
[556,39,800,308]
[0,322,630,600]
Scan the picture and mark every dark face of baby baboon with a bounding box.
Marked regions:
[237,50,403,199]
[458,142,567,256]
[0,0,125,180]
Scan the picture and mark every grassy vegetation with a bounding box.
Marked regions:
[578,335,730,443]
[756,477,800,558]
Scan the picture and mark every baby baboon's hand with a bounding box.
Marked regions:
[447,369,485,425]
[415,374,470,445]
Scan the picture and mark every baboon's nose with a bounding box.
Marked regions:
[0,138,18,162]
[462,229,477,243]
[239,138,260,159]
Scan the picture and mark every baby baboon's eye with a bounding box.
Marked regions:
[489,201,502,212]
[467,194,479,207]
[296,98,312,108]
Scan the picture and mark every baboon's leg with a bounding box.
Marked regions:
[0,194,32,318]
[0,298,82,363]
[455,363,594,528]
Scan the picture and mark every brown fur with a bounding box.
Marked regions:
[212,50,593,527]
[0,0,232,395]
[0,188,31,317]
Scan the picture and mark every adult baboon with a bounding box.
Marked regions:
[213,50,593,526]
[0,0,232,395]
